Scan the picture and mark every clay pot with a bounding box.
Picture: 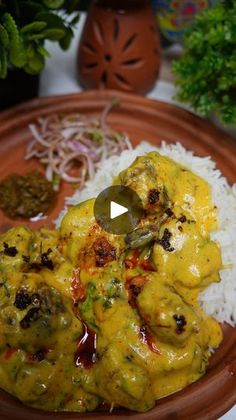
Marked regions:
[77,0,161,94]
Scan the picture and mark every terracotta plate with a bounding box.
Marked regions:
[0,90,236,420]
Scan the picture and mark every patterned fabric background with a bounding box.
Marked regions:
[153,0,217,42]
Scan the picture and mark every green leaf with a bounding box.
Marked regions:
[35,11,65,29]
[0,1,79,78]
[63,0,80,14]
[20,21,47,34]
[37,45,51,58]
[41,28,65,40]
[26,44,35,59]
[59,27,73,50]
[2,13,20,45]
[42,0,64,9]
[70,13,80,26]
[0,49,7,79]
[27,33,45,40]
[0,23,9,47]
[9,43,27,68]
[25,53,45,74]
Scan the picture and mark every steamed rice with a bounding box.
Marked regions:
[56,141,236,326]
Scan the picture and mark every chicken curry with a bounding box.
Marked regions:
[0,152,222,412]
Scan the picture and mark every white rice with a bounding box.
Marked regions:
[55,141,236,326]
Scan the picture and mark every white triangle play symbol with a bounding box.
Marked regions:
[110,201,128,220]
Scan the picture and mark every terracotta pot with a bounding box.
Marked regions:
[77,0,161,94]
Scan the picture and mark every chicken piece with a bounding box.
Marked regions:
[153,219,222,290]
[137,276,201,346]
[83,342,156,412]
[0,226,32,273]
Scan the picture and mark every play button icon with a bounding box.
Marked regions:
[110,201,128,219]
[94,185,144,235]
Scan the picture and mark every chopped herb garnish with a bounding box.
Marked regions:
[0,281,10,298]
[102,298,113,309]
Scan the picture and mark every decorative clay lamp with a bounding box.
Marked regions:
[77,0,161,94]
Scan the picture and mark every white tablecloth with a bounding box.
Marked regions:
[39,13,235,420]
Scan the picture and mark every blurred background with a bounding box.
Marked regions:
[0,0,235,133]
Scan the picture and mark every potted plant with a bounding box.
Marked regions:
[173,0,236,126]
[0,0,80,110]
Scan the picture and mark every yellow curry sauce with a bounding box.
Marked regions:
[0,152,222,412]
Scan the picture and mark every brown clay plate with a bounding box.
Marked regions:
[0,90,236,420]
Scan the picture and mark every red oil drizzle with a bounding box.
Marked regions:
[140,259,154,272]
[75,322,97,369]
[4,347,17,360]
[125,249,140,269]
[139,325,160,355]
[125,250,154,272]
